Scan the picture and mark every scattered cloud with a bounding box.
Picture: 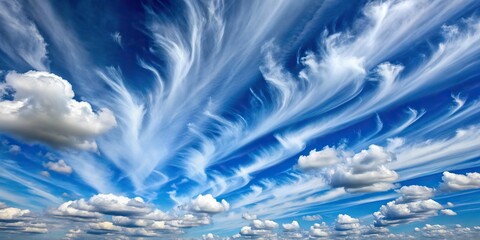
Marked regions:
[282,220,300,232]
[297,146,340,170]
[302,214,322,221]
[187,194,230,214]
[43,160,72,175]
[439,171,480,192]
[0,71,116,151]
[329,145,398,193]
[373,185,446,227]
[441,209,457,216]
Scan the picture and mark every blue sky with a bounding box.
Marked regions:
[1,0,480,239]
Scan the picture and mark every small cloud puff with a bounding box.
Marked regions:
[187,194,230,214]
[43,160,72,175]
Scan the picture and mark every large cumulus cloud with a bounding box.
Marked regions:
[0,71,116,150]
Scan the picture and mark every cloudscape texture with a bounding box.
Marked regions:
[1,0,480,239]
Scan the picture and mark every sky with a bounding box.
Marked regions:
[1,0,480,239]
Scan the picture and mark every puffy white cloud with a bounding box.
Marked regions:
[251,219,279,230]
[413,224,480,239]
[112,216,150,228]
[374,199,443,226]
[329,145,398,192]
[239,225,271,237]
[50,194,151,221]
[0,71,116,151]
[395,185,435,203]
[242,212,257,221]
[309,222,329,238]
[441,209,457,216]
[49,200,102,220]
[334,214,360,231]
[87,221,121,234]
[167,214,211,228]
[43,160,72,175]
[65,229,82,239]
[187,194,230,213]
[0,204,47,234]
[0,222,48,234]
[302,214,322,221]
[0,207,30,221]
[298,146,340,170]
[439,171,480,192]
[76,194,151,216]
[282,220,300,232]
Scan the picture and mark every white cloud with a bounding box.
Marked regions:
[0,207,30,221]
[39,171,50,178]
[329,145,398,192]
[242,212,257,221]
[112,216,150,228]
[309,222,329,238]
[297,146,340,170]
[187,194,230,214]
[413,224,480,239]
[439,171,480,192]
[111,32,123,47]
[395,185,435,203]
[374,199,443,226]
[0,204,47,234]
[43,160,72,175]
[0,1,48,70]
[251,219,279,230]
[88,221,121,233]
[334,214,360,231]
[0,71,116,151]
[302,214,322,221]
[8,145,20,154]
[282,220,300,232]
[49,200,102,220]
[239,225,272,237]
[51,194,151,219]
[441,209,457,216]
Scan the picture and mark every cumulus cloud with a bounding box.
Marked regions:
[87,221,121,234]
[43,160,72,175]
[309,222,329,238]
[439,171,480,192]
[441,209,457,216]
[414,224,480,239]
[297,146,340,170]
[374,199,443,226]
[49,200,102,221]
[0,71,116,151]
[50,194,151,219]
[329,145,398,192]
[395,185,435,203]
[335,214,360,232]
[282,220,300,232]
[302,214,322,221]
[239,219,279,238]
[0,204,47,234]
[0,207,30,221]
[187,194,230,214]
